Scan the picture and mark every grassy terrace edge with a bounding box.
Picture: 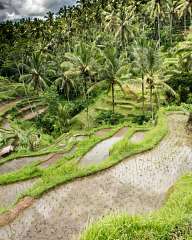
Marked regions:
[0,109,170,216]
[23,109,168,198]
[80,111,192,240]
[80,174,192,240]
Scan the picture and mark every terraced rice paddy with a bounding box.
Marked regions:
[80,127,128,166]
[0,113,191,240]
[130,131,145,143]
[0,179,36,209]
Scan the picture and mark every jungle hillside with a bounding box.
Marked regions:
[0,0,192,240]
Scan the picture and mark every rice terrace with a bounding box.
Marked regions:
[0,0,192,239]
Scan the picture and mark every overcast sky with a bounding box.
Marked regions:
[0,0,76,21]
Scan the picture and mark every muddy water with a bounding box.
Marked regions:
[0,146,77,174]
[0,114,192,240]
[80,127,128,166]
[69,135,87,143]
[0,179,35,209]
[130,132,145,143]
[40,145,77,168]
[95,128,112,137]
[0,155,48,175]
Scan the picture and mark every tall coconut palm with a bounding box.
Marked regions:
[55,62,77,101]
[148,0,166,46]
[115,5,138,50]
[176,0,192,30]
[145,42,176,120]
[97,47,128,113]
[103,4,136,50]
[102,8,120,33]
[166,0,177,44]
[132,37,149,115]
[63,43,98,127]
[19,52,49,93]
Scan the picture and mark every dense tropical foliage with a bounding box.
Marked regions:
[0,1,192,239]
[0,0,191,145]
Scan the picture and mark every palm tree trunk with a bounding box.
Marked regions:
[84,80,89,129]
[112,81,115,113]
[170,13,173,44]
[156,88,160,110]
[17,57,35,116]
[121,24,125,50]
[157,13,161,46]
[142,73,145,115]
[143,16,146,31]
[150,86,154,121]
[184,10,187,31]
[86,104,89,129]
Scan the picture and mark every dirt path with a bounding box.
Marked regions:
[0,114,191,240]
[22,107,47,121]
[0,100,18,116]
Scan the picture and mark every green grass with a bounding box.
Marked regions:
[0,128,74,166]
[80,173,192,240]
[0,207,8,215]
[0,147,60,166]
[0,142,76,184]
[72,86,144,129]
[0,162,42,185]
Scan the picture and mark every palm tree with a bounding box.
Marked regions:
[176,0,192,30]
[103,7,120,33]
[115,5,137,50]
[133,37,149,115]
[19,52,48,93]
[145,72,176,120]
[63,43,98,127]
[55,62,77,101]
[145,42,176,120]
[163,39,192,102]
[166,0,177,44]
[148,0,166,46]
[98,47,128,113]
[102,4,136,50]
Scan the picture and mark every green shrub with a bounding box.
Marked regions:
[132,113,151,125]
[167,73,192,103]
[95,111,125,125]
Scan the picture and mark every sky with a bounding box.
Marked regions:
[0,0,76,21]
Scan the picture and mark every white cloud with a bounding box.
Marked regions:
[0,0,76,21]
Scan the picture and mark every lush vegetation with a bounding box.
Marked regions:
[0,0,192,238]
[1,0,192,129]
